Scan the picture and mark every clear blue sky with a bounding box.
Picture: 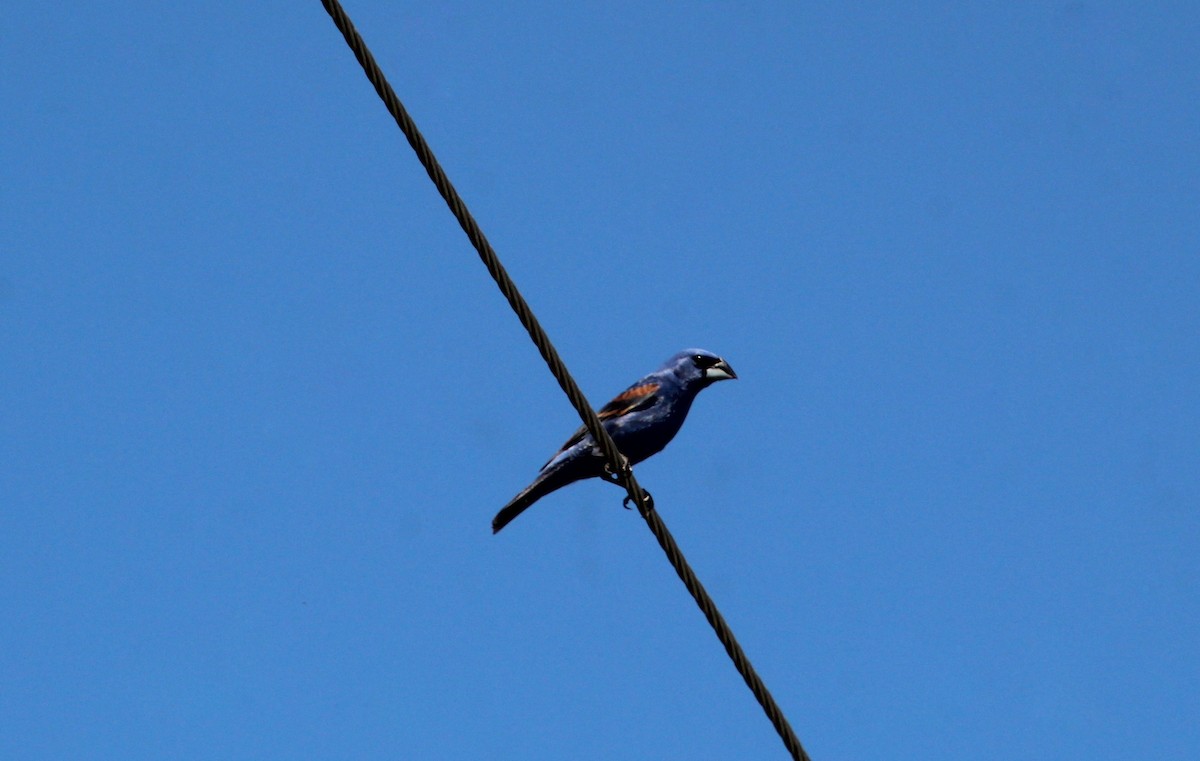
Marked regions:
[3,3,1197,759]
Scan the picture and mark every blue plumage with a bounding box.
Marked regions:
[492,349,736,533]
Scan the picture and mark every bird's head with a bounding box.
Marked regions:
[663,348,737,389]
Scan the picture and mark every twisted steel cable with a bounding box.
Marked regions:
[319,3,811,758]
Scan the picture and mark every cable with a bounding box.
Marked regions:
[318,3,811,758]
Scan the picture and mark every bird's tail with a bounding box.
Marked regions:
[492,467,581,534]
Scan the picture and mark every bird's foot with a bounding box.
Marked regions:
[601,455,631,484]
[623,490,654,512]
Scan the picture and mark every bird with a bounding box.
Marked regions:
[492,349,736,533]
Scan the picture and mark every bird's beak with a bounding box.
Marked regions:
[705,358,737,382]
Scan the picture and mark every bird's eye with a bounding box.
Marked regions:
[693,354,718,368]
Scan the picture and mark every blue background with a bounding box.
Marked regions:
[3,3,1197,758]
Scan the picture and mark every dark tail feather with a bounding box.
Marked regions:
[492,468,580,534]
[491,487,538,534]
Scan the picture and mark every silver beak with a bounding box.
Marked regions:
[705,359,737,382]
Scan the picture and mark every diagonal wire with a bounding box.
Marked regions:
[318,2,811,759]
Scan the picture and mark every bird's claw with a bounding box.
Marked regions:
[623,490,654,512]
[602,456,631,484]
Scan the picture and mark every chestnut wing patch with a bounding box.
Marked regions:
[541,383,661,468]
[598,383,661,421]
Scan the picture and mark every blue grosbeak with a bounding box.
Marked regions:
[492,349,736,533]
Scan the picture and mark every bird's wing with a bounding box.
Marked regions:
[540,382,661,468]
